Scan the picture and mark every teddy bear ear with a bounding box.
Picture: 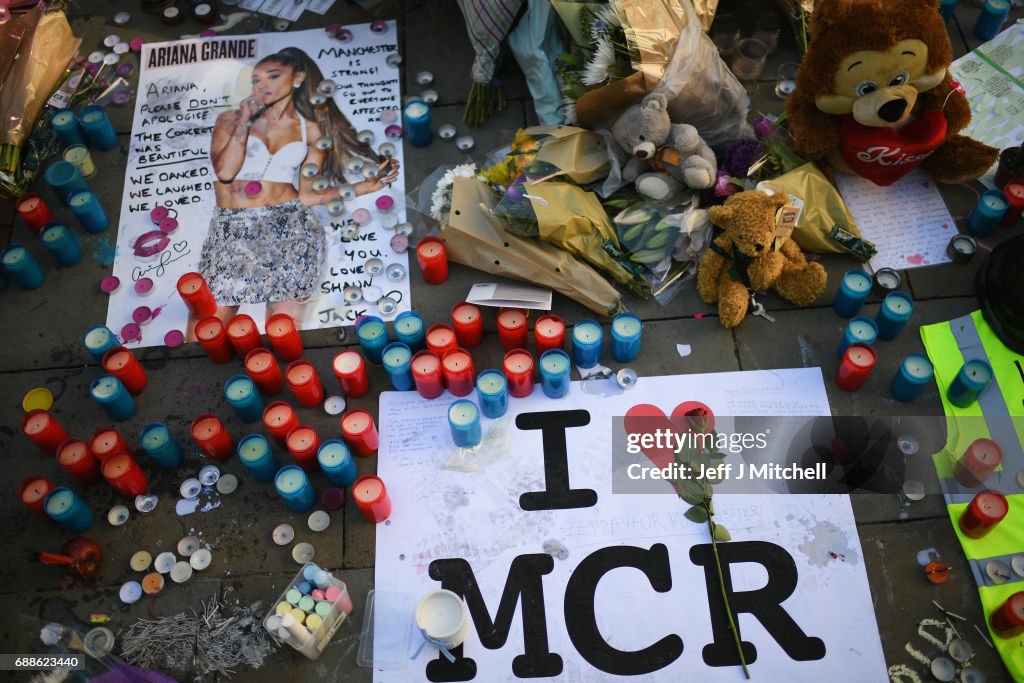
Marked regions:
[643,92,669,112]
[708,205,733,225]
[809,0,859,34]
[769,191,791,208]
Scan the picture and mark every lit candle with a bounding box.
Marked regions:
[190,414,234,461]
[286,425,321,472]
[263,401,299,443]
[968,189,1008,237]
[870,268,901,298]
[102,345,148,395]
[958,490,1007,538]
[497,309,528,351]
[90,374,136,421]
[990,592,1024,638]
[196,316,235,364]
[102,453,149,497]
[139,422,184,469]
[415,590,470,651]
[79,105,119,150]
[352,475,391,522]
[610,313,642,363]
[63,144,97,180]
[974,0,1010,41]
[51,108,86,147]
[317,439,357,487]
[40,222,84,267]
[394,311,426,351]
[451,302,484,348]
[1001,182,1024,226]
[355,315,389,365]
[57,439,102,484]
[836,316,878,360]
[954,438,1003,488]
[2,244,45,290]
[83,325,118,361]
[44,160,90,205]
[503,350,535,398]
[21,409,69,455]
[90,427,128,461]
[44,487,94,533]
[875,291,914,341]
[534,314,565,355]
[426,324,458,357]
[176,272,218,319]
[572,320,603,369]
[237,434,277,482]
[947,359,993,408]
[68,191,109,234]
[266,313,304,361]
[539,349,572,399]
[15,193,54,234]
[341,409,379,457]
[332,350,370,397]
[890,353,934,403]
[835,343,877,392]
[245,349,284,395]
[412,350,445,399]
[416,236,448,284]
[223,374,264,422]
[473,371,509,420]
[286,361,325,408]
[19,476,54,516]
[441,349,475,397]
[275,465,316,513]
[834,269,872,318]
[403,99,433,147]
[227,314,263,358]
[382,342,414,391]
[448,399,482,448]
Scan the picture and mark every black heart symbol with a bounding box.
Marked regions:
[173,241,188,253]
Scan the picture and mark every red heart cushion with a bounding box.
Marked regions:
[839,110,947,186]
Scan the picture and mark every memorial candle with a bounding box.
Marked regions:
[890,353,934,402]
[245,349,284,395]
[836,316,878,360]
[238,433,277,482]
[475,369,509,418]
[539,349,572,399]
[44,487,94,533]
[834,269,872,318]
[44,160,90,205]
[102,346,148,394]
[441,349,475,397]
[139,422,184,469]
[958,490,1007,538]
[412,350,445,399]
[196,317,234,364]
[57,439,101,484]
[954,438,1003,488]
[610,313,642,363]
[451,302,484,348]
[534,314,565,355]
[176,272,218,319]
[352,475,391,522]
[875,291,914,341]
[448,400,482,448]
[1000,182,1024,225]
[227,314,263,358]
[503,350,535,398]
[947,234,977,263]
[20,476,54,516]
[2,244,45,290]
[224,375,264,422]
[341,409,379,456]
[275,465,316,513]
[497,309,528,351]
[90,427,128,461]
[332,350,370,397]
[40,222,84,267]
[263,402,299,443]
[51,108,86,147]
[90,375,136,421]
[968,189,1008,237]
[68,190,109,233]
[403,99,433,147]
[835,343,876,392]
[190,414,233,461]
[83,325,118,362]
[394,311,425,350]
[80,105,119,150]
[317,439,357,487]
[990,592,1024,638]
[939,0,958,20]
[572,321,603,369]
[15,193,54,234]
[355,316,389,365]
[266,313,304,361]
[64,144,96,179]
[871,268,902,298]
[426,324,458,357]
[286,361,325,408]
[286,425,321,472]
[102,453,149,497]
[975,0,1010,41]
[416,236,448,284]
[21,410,68,455]
[947,359,993,407]
[382,342,414,390]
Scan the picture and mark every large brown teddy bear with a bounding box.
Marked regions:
[697,191,827,328]
[786,0,997,186]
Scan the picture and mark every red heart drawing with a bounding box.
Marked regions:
[906,253,925,265]
[624,401,715,470]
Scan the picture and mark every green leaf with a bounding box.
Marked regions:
[710,450,727,460]
[675,479,705,506]
[713,524,732,542]
[684,505,709,523]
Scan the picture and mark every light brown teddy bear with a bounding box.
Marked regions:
[697,191,827,328]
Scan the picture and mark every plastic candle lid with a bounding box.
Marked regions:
[108,505,130,526]
[130,551,152,572]
[170,561,193,583]
[324,396,346,415]
[322,487,346,511]
[22,387,54,413]
[142,572,164,595]
[293,542,315,564]
[121,323,142,342]
[190,548,212,570]
[164,330,184,348]
[216,474,238,495]
[154,552,177,574]
[119,581,142,604]
[180,478,202,500]
[308,510,331,532]
[273,524,295,545]
[177,536,199,557]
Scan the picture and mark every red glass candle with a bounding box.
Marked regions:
[835,343,876,392]
[286,425,321,471]
[245,348,283,395]
[503,349,535,398]
[352,475,391,522]
[286,360,325,408]
[90,427,128,461]
[954,438,1003,488]
[195,316,234,364]
[102,453,149,496]
[534,314,566,355]
[190,414,233,461]
[177,272,218,319]
[19,476,54,516]
[442,348,475,397]
[16,193,55,234]
[266,313,304,361]
[227,314,263,358]
[497,308,529,351]
[21,410,69,455]
[411,350,444,399]
[426,324,458,357]
[332,350,370,398]
[416,236,448,284]
[1001,182,1024,226]
[990,592,1024,638]
[102,346,148,395]
[451,301,484,348]
[263,401,298,443]
[341,409,379,456]
[958,490,1008,538]
[57,439,101,485]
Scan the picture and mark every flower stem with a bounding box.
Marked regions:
[709,516,751,679]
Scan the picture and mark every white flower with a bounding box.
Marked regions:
[582,37,616,87]
[429,163,478,222]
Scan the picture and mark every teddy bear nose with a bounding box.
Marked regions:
[755,243,765,252]
[878,98,908,123]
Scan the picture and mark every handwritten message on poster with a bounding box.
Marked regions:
[108,23,409,347]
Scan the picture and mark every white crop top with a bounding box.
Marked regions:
[235,115,309,183]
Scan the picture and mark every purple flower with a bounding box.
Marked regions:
[753,116,774,140]
[713,170,739,198]
[723,140,763,179]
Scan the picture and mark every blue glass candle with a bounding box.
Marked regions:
[1,244,45,290]
[238,433,278,482]
[837,316,878,359]
[572,320,603,368]
[44,487,94,533]
[90,374,135,421]
[539,349,572,398]
[875,291,914,341]
[140,422,184,469]
[448,399,482,448]
[939,0,958,20]
[224,375,264,423]
[44,160,90,204]
[890,353,935,402]
[403,99,432,147]
[476,369,509,418]
[52,109,86,147]
[356,315,389,365]
[947,359,994,408]
[834,269,872,318]
[610,313,642,363]
[968,189,1008,237]
[975,0,1010,40]
[394,311,425,351]
[382,342,414,390]
[84,325,118,361]
[40,222,83,267]
[79,105,119,150]
[68,190,109,233]
[317,439,357,487]
[275,465,316,512]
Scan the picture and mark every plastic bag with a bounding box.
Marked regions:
[444,418,512,472]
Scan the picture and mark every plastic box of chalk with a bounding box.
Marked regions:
[262,562,355,659]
